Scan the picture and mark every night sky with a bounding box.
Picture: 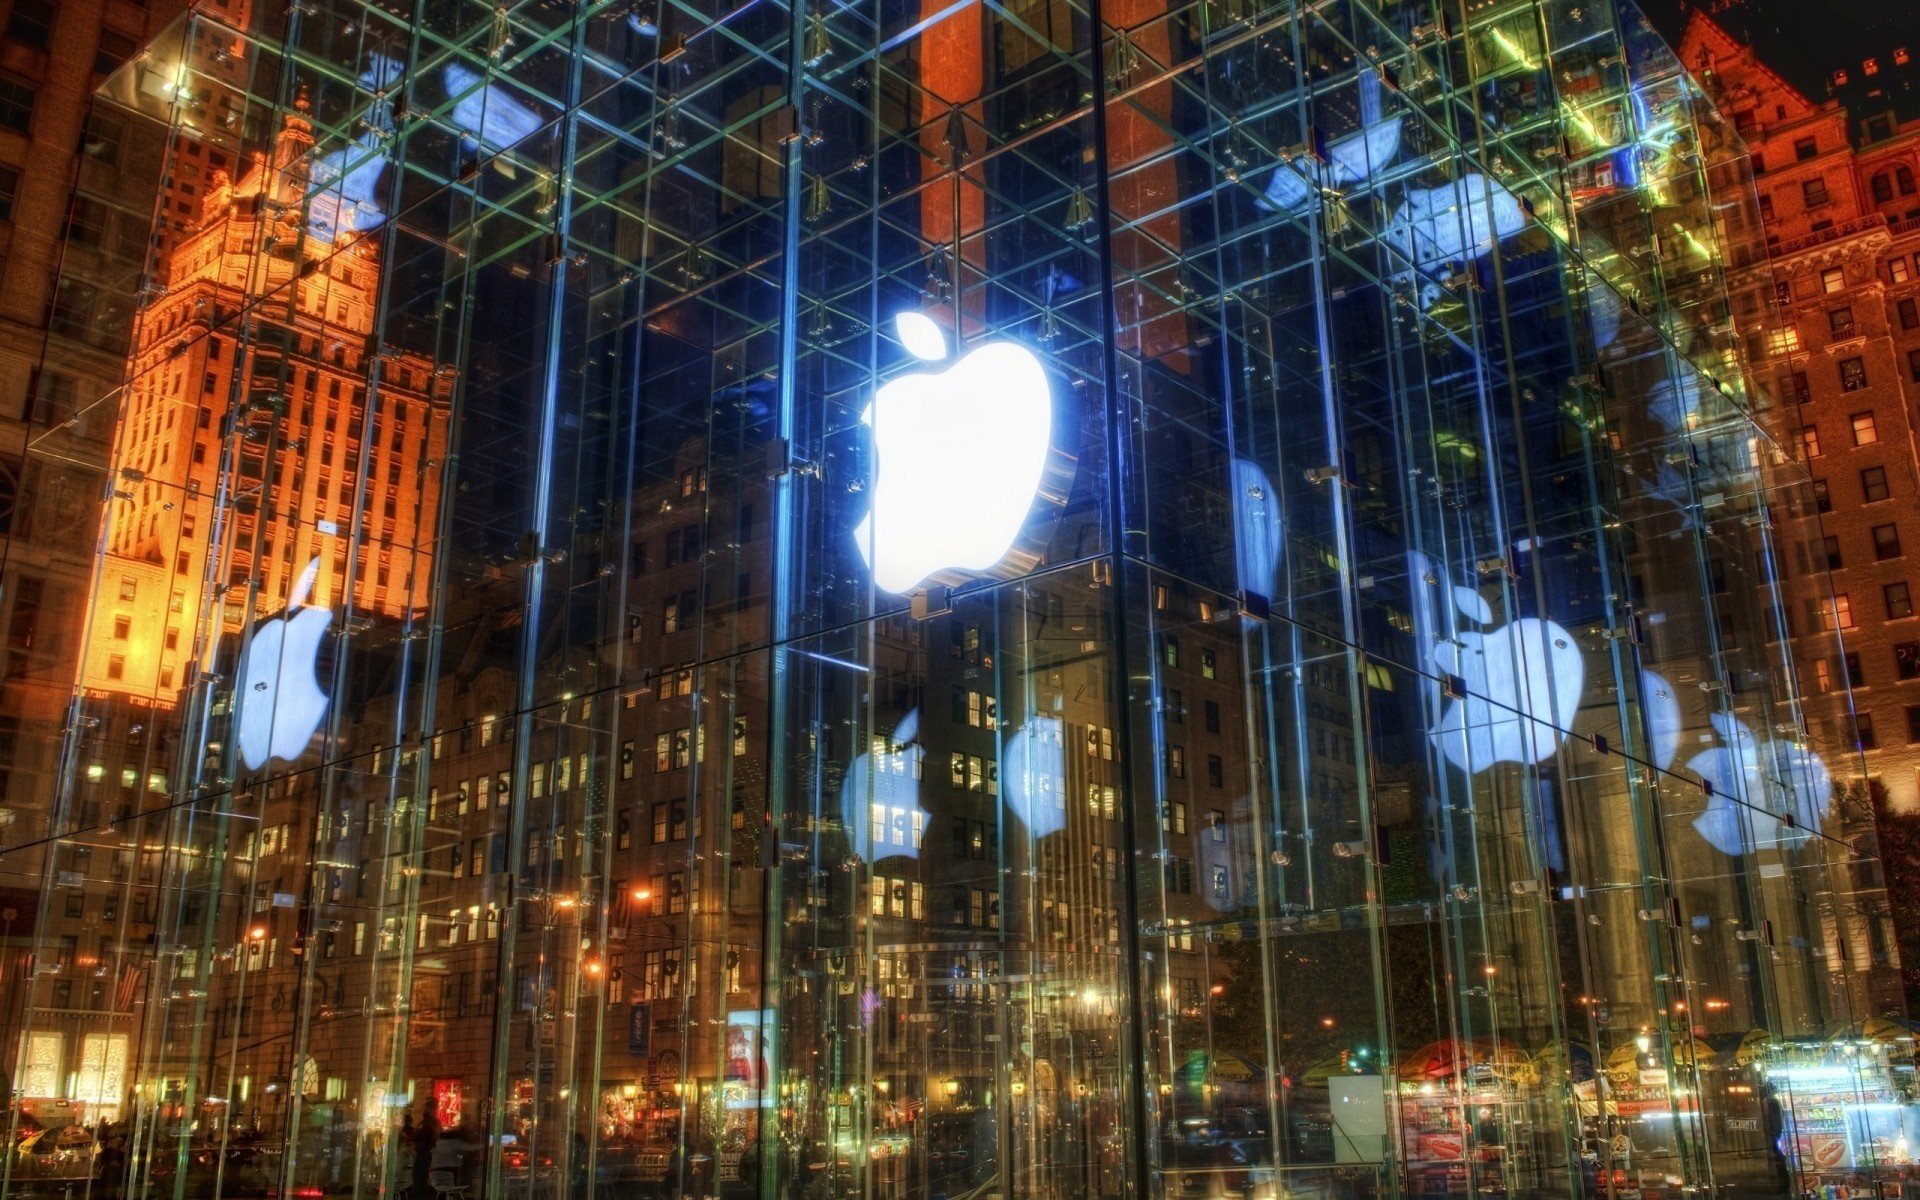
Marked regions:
[1638,0,1920,123]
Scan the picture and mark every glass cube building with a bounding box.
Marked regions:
[0,0,1910,1197]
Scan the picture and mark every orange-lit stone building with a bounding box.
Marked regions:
[80,103,448,704]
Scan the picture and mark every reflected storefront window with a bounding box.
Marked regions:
[0,1,1907,1199]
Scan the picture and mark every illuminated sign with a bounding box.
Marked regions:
[854,312,1052,594]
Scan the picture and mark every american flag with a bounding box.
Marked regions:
[114,961,145,1011]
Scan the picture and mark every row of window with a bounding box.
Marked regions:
[1797,409,1881,458]
[1162,743,1228,787]
[1159,636,1219,677]
[1163,690,1225,732]
[1818,642,1920,693]
[1819,522,1904,570]
[1820,581,1914,631]
[1871,166,1920,204]
[1810,466,1892,513]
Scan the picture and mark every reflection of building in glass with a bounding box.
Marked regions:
[0,1,1910,1198]
[81,104,448,703]
[1681,12,1920,826]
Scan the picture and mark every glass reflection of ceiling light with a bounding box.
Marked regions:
[853,313,1052,594]
[1489,28,1538,70]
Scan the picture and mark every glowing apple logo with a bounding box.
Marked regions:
[1686,713,1831,855]
[839,709,925,860]
[234,558,333,772]
[1409,552,1583,772]
[853,312,1052,594]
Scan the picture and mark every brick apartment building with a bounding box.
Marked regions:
[1682,12,1920,812]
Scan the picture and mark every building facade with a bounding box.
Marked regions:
[0,1,1909,1199]
[1680,15,1920,822]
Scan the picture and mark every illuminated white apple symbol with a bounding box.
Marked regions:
[839,709,925,859]
[1686,712,1831,855]
[853,312,1052,594]
[1411,553,1584,771]
[235,558,333,772]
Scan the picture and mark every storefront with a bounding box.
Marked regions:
[0,0,1901,1197]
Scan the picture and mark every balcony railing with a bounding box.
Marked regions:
[1775,212,1887,257]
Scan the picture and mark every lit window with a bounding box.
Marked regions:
[1798,426,1821,459]
[16,1032,62,1097]
[1822,267,1845,293]
[1852,411,1878,445]
[1824,593,1854,629]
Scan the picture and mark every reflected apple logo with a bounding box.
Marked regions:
[1686,713,1831,855]
[1003,715,1066,838]
[1231,458,1284,601]
[1640,668,1681,769]
[839,709,925,860]
[854,313,1052,595]
[1410,552,1583,771]
[308,132,390,242]
[1387,174,1528,310]
[234,558,334,772]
